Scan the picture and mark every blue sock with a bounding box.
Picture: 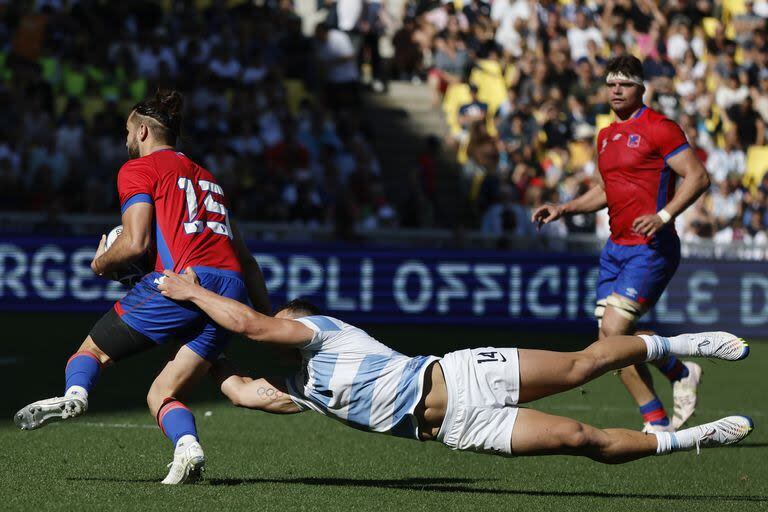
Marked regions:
[640,397,670,426]
[64,352,101,394]
[157,399,198,446]
[658,356,690,382]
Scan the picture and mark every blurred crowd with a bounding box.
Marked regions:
[2,0,768,246]
[392,0,768,243]
[0,0,397,236]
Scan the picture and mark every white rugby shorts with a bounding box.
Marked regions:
[436,347,520,456]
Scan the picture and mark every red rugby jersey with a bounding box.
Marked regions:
[597,106,689,245]
[117,148,241,273]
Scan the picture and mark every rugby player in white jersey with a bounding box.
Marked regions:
[158,268,753,463]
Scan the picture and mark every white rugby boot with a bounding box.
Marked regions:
[674,332,749,361]
[672,361,702,429]
[162,438,205,485]
[678,416,754,453]
[14,395,87,431]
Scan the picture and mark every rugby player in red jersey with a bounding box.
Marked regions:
[532,56,711,433]
[14,90,271,484]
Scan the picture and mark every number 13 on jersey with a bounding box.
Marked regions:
[177,177,232,238]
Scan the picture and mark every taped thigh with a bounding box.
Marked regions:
[605,294,642,324]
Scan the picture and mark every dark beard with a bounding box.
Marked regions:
[127,139,140,159]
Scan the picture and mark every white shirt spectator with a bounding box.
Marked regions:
[135,44,177,79]
[567,25,603,61]
[495,22,523,57]
[337,0,363,31]
[711,190,741,224]
[715,83,749,110]
[491,0,530,24]
[666,33,689,62]
[707,148,746,182]
[55,124,84,159]
[317,29,359,83]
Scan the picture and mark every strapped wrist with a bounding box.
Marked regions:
[657,209,672,224]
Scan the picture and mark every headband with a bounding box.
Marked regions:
[605,71,644,86]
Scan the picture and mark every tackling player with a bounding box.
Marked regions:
[157,269,752,464]
[14,90,271,484]
[531,56,711,433]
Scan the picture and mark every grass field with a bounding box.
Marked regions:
[1,312,766,511]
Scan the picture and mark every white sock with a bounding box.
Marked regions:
[176,434,197,449]
[65,386,88,402]
[640,334,670,361]
[653,432,675,455]
[664,334,698,356]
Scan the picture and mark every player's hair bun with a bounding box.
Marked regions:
[133,89,184,144]
[156,89,183,120]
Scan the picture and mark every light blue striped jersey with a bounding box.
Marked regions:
[284,315,439,440]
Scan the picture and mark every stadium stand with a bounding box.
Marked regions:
[391,0,768,244]
[3,0,768,246]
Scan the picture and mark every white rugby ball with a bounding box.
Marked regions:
[105,225,124,251]
[103,225,151,287]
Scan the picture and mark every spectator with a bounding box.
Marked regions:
[314,22,360,110]
[427,34,469,107]
[457,84,488,135]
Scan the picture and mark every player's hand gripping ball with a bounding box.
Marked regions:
[103,225,152,287]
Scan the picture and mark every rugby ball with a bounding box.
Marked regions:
[104,225,152,287]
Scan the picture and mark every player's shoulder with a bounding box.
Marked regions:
[118,155,155,175]
[641,107,678,127]
[298,315,345,332]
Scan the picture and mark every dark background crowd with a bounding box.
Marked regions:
[1,0,768,245]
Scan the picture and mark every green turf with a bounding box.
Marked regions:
[1,313,766,511]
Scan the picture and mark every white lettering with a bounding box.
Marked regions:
[70,249,101,301]
[687,271,718,324]
[393,261,432,313]
[31,245,65,300]
[326,257,355,310]
[255,254,284,294]
[360,258,374,311]
[287,256,323,299]
[473,264,505,315]
[437,263,469,314]
[527,266,561,318]
[654,290,684,323]
[0,244,27,298]
[741,273,768,326]
[508,265,522,316]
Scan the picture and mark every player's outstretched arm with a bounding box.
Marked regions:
[91,203,153,276]
[210,356,303,414]
[632,148,710,237]
[230,220,272,315]
[158,268,313,346]
[531,174,607,226]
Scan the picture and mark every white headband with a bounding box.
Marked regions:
[605,71,644,86]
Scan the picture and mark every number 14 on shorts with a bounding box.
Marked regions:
[476,351,507,364]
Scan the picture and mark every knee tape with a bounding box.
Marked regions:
[605,294,642,324]
[594,298,607,328]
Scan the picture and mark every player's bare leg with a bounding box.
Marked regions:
[148,345,211,485]
[517,331,749,404]
[14,335,112,431]
[510,408,753,463]
[518,335,650,403]
[600,295,672,432]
